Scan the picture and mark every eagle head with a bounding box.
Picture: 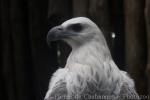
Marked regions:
[47,17,105,49]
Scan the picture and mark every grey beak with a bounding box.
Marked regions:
[47,25,64,42]
[47,25,77,47]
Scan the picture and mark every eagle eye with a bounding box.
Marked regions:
[68,23,83,32]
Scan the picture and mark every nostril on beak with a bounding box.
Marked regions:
[57,26,63,31]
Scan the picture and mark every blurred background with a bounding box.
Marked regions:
[0,0,150,100]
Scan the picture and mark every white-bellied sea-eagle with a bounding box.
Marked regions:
[45,17,140,100]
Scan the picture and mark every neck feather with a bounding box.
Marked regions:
[65,38,123,95]
[66,38,111,67]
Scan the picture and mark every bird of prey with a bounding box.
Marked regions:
[45,17,140,100]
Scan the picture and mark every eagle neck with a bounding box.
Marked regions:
[65,39,122,95]
[66,39,111,67]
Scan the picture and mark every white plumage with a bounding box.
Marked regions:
[45,17,140,100]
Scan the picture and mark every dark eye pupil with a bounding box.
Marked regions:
[69,23,82,32]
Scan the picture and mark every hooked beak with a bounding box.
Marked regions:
[47,25,65,42]
[47,25,65,47]
[47,25,77,46]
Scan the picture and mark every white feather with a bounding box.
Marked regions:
[45,17,138,100]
